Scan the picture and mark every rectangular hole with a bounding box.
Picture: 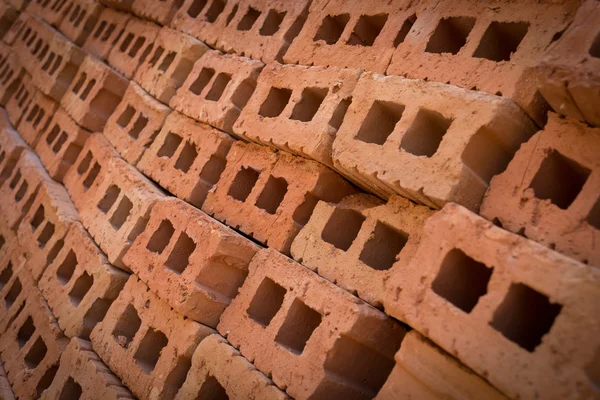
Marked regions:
[200,155,227,185]
[4,278,22,309]
[120,32,134,52]
[46,124,60,145]
[590,31,600,58]
[83,162,101,190]
[205,73,232,102]
[72,73,87,94]
[134,328,168,374]
[15,180,28,202]
[93,20,107,39]
[77,151,92,175]
[129,115,148,139]
[36,365,58,398]
[290,87,328,122]
[68,271,93,306]
[205,0,226,23]
[237,7,261,31]
[313,14,350,44]
[400,108,452,157]
[275,299,322,354]
[187,0,208,18]
[157,132,183,158]
[359,221,408,271]
[56,249,77,285]
[196,375,228,400]
[230,78,256,109]
[227,166,260,202]
[102,23,116,42]
[24,337,47,369]
[165,232,196,274]
[195,259,248,301]
[9,170,21,189]
[259,87,292,118]
[254,175,288,214]
[46,239,64,267]
[355,100,404,145]
[17,315,35,348]
[246,277,287,327]
[394,14,416,46]
[112,304,141,348]
[587,198,600,230]
[30,205,45,231]
[425,16,475,54]
[52,132,68,154]
[292,193,319,227]
[81,298,112,340]
[146,219,175,254]
[322,208,366,251]
[174,141,198,172]
[37,222,55,249]
[158,51,176,72]
[59,377,82,400]
[347,14,388,46]
[189,67,215,95]
[260,9,286,36]
[97,185,121,214]
[473,21,529,62]
[109,196,133,230]
[149,46,165,67]
[117,105,136,128]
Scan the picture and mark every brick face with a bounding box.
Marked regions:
[57,0,105,46]
[82,8,131,61]
[132,0,183,26]
[0,110,28,188]
[0,42,24,106]
[5,71,33,128]
[0,243,27,335]
[14,89,59,148]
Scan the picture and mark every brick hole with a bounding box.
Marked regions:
[165,356,192,397]
[432,248,492,313]
[102,22,116,42]
[400,108,452,157]
[189,67,215,95]
[17,316,35,347]
[322,208,366,251]
[97,185,121,214]
[33,39,42,55]
[22,27,31,41]
[111,27,124,45]
[117,105,136,128]
[174,141,198,173]
[165,232,196,274]
[112,304,142,348]
[225,4,238,26]
[46,239,64,266]
[120,32,135,53]
[42,53,56,72]
[290,87,328,122]
[0,261,12,289]
[134,328,168,374]
[83,162,101,190]
[157,132,183,158]
[109,196,133,230]
[230,78,256,109]
[187,0,208,18]
[170,58,195,86]
[247,277,287,327]
[9,169,21,189]
[72,72,87,94]
[328,96,352,131]
[275,299,322,354]
[37,222,55,248]
[90,89,121,120]
[56,250,77,285]
[490,283,562,352]
[69,5,80,22]
[68,271,93,306]
[81,298,112,340]
[355,100,404,145]
[4,278,21,309]
[27,32,37,47]
[49,55,63,76]
[52,132,68,154]
[197,375,228,400]
[158,51,176,72]
[147,219,175,254]
[587,198,600,229]
[529,150,590,210]
[59,377,82,400]
[191,155,227,207]
[205,0,226,23]
[25,337,47,369]
[314,14,350,44]
[259,87,292,118]
[26,105,40,122]
[347,14,388,47]
[425,16,475,54]
[93,20,107,39]
[228,166,260,202]
[129,115,148,139]
[292,193,319,227]
[79,79,96,101]
[30,205,45,231]
[74,9,87,28]
[34,109,46,128]
[2,69,13,84]
[149,46,165,68]
[237,6,261,31]
[36,365,58,397]
[260,9,286,36]
[14,180,29,202]
[590,31,600,58]
[473,21,529,62]
[205,73,232,101]
[359,221,408,271]
[255,175,288,214]
[18,90,30,108]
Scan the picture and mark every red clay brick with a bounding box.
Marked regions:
[98,0,133,13]
[137,111,234,208]
[218,248,406,399]
[291,194,433,308]
[14,89,59,147]
[0,43,24,106]
[0,0,18,41]
[171,50,264,134]
[82,7,131,61]
[2,10,29,45]
[5,0,25,11]
[5,70,33,128]
[104,81,172,165]
[481,113,600,266]
[26,0,68,28]
[175,334,289,400]
[0,359,14,400]
[0,212,17,263]
[384,203,600,400]
[57,0,105,46]
[332,72,537,212]
[61,55,128,132]
[0,242,27,334]
[0,108,28,187]
[132,0,183,26]
[10,14,50,75]
[39,337,134,400]
[123,197,260,327]
[233,62,360,167]
[63,133,165,269]
[90,275,215,400]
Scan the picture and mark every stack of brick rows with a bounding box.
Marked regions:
[0,0,598,398]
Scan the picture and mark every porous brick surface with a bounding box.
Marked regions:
[203,141,356,255]
[0,0,18,41]
[175,334,289,400]
[219,248,406,399]
[481,113,600,266]
[233,62,360,166]
[123,197,260,327]
[39,222,129,338]
[171,49,264,134]
[0,359,14,400]
[90,275,216,400]
[137,111,234,208]
[384,203,600,400]
[5,70,33,127]
[291,194,433,308]
[132,0,183,26]
[332,72,537,212]
[82,8,131,61]
[0,43,24,106]
[0,243,27,334]
[57,0,105,46]
[15,89,59,147]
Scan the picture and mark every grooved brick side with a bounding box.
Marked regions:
[0,42,24,106]
[2,10,28,45]
[384,203,600,400]
[0,243,27,334]
[10,14,50,75]
[132,0,183,26]
[123,197,260,327]
[5,70,33,128]
[0,359,14,400]
[0,109,28,188]
[15,89,59,148]
[57,0,105,46]
[82,8,131,61]
[0,0,18,41]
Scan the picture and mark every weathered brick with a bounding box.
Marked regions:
[132,0,183,26]
[4,70,33,128]
[123,197,260,327]
[234,62,360,166]
[0,211,17,263]
[137,111,234,208]
[0,242,27,334]
[332,72,537,211]
[2,10,28,45]
[291,194,433,308]
[0,0,18,41]
[175,334,289,400]
[171,50,264,134]
[82,7,131,61]
[219,248,406,399]
[90,275,215,400]
[384,203,600,400]
[0,359,14,400]
[15,89,59,147]
[0,108,28,187]
[10,13,49,75]
[57,0,105,46]
[0,43,24,106]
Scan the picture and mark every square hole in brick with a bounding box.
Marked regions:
[590,31,600,58]
[109,196,133,230]
[359,222,409,271]
[24,337,47,369]
[394,14,417,47]
[587,198,600,230]
[259,87,292,118]
[260,9,286,36]
[112,304,141,348]
[37,222,55,249]
[197,375,228,400]
[97,185,121,213]
[0,262,12,289]
[425,16,475,54]
[68,271,93,307]
[83,162,101,190]
[134,328,168,374]
[246,277,287,327]
[117,105,136,128]
[56,250,77,285]
[322,208,366,251]
[187,0,208,18]
[206,0,227,23]
[30,205,45,231]
[157,132,183,158]
[165,232,196,274]
[355,100,404,145]
[254,176,288,214]
[189,67,215,95]
[77,152,92,175]
[60,377,82,400]
[228,166,260,202]
[275,299,322,355]
[128,114,148,139]
[36,365,58,398]
[290,87,328,122]
[432,248,492,313]
[347,14,388,47]
[205,73,232,102]
[52,132,68,154]
[237,6,261,31]
[15,180,29,202]
[400,108,453,157]
[165,356,192,397]
[529,150,590,210]
[4,278,21,309]
[147,219,175,254]
[158,51,176,73]
[314,14,350,44]
[174,141,198,173]
[490,283,562,352]
[473,21,529,62]
[17,316,35,348]
[149,46,165,67]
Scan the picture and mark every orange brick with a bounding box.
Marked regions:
[57,0,105,46]
[5,70,33,128]
[10,14,50,75]
[0,359,14,400]
[0,242,27,335]
[15,89,59,147]
[26,0,68,28]
[0,211,17,263]
[0,43,24,106]
[82,8,131,61]
[98,0,132,13]
[0,0,18,41]
[132,0,183,26]
[0,109,29,187]
[2,10,28,45]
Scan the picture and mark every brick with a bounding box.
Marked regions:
[2,10,28,45]
[0,359,14,400]
[5,70,33,128]
[0,242,27,334]
[171,50,264,134]
[134,27,208,105]
[291,194,433,308]
[39,338,134,400]
[132,0,183,26]
[10,14,50,75]
[233,62,360,166]
[0,0,18,41]
[90,275,215,400]
[384,203,600,400]
[98,0,132,12]
[63,133,165,269]
[5,0,25,11]
[15,89,59,147]
[39,222,129,338]
[376,331,508,400]
[218,248,406,399]
[107,16,160,79]
[57,0,105,46]
[61,55,128,132]
[0,212,17,263]
[175,334,289,400]
[284,0,418,73]
[123,197,260,327]
[386,1,577,126]
[26,0,67,28]
[537,0,600,127]
[82,8,131,61]
[481,113,600,266]
[203,141,356,254]
[137,111,234,208]
[0,108,28,187]
[332,72,537,212]
[0,43,24,106]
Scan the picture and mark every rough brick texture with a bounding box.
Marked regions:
[0,0,18,41]
[175,334,289,400]
[203,141,356,255]
[61,55,128,132]
[132,0,183,26]
[90,275,215,400]
[233,62,360,166]
[5,70,33,128]
[15,89,59,148]
[137,111,234,209]
[332,72,537,212]
[291,194,433,308]
[26,0,68,28]
[0,213,17,263]
[219,248,406,399]
[10,14,49,75]
[99,0,132,12]
[0,243,27,334]
[83,8,131,61]
[0,109,28,187]
[2,10,28,45]
[481,113,600,266]
[384,203,600,400]
[104,81,172,165]
[57,0,105,46]
[0,43,24,106]
[0,359,14,400]
[134,26,209,104]
[63,133,165,270]
[123,197,260,327]
[39,337,134,400]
